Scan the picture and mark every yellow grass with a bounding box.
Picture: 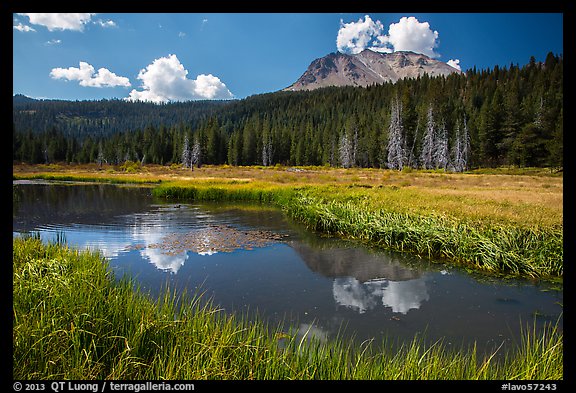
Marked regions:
[13,163,563,229]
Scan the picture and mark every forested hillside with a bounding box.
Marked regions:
[13,53,562,169]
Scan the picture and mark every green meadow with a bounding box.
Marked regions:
[13,163,563,280]
[13,236,562,380]
[13,163,563,380]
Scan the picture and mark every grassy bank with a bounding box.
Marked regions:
[14,163,563,280]
[13,236,563,380]
[151,181,562,280]
[284,187,563,279]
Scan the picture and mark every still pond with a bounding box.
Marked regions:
[13,181,562,354]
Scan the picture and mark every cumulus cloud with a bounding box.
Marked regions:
[50,62,131,88]
[336,15,390,55]
[13,22,36,32]
[386,17,440,58]
[140,246,188,274]
[45,39,62,45]
[333,276,429,314]
[380,279,429,314]
[337,15,443,58]
[127,54,234,103]
[447,59,461,71]
[18,13,95,31]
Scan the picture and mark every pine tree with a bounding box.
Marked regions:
[386,97,405,170]
[501,74,522,163]
[450,122,461,172]
[42,138,49,164]
[262,129,274,167]
[182,134,192,169]
[242,120,257,165]
[433,120,449,170]
[461,116,470,171]
[97,141,106,168]
[420,104,436,169]
[407,123,419,168]
[449,116,471,172]
[227,130,242,166]
[191,138,202,169]
[340,117,359,168]
[547,108,563,169]
[479,87,505,166]
[339,132,353,168]
[352,123,358,166]
[11,53,563,169]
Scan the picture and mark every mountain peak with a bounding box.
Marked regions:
[284,51,461,92]
[13,94,38,104]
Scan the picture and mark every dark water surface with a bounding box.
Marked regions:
[13,181,563,353]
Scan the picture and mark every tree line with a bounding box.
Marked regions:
[13,52,563,170]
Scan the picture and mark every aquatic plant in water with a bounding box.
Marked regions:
[127,224,289,256]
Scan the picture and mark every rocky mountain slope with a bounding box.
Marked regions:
[285,49,461,91]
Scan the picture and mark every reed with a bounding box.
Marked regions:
[13,172,162,184]
[13,164,563,279]
[284,188,563,279]
[151,182,294,205]
[13,237,563,380]
[151,183,562,280]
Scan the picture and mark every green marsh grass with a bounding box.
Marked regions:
[13,173,162,185]
[13,164,563,280]
[13,237,563,379]
[151,182,562,280]
[284,188,563,279]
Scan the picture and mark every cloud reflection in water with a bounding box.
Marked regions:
[140,246,188,274]
[333,276,429,314]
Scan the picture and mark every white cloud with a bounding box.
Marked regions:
[337,15,443,58]
[18,13,95,31]
[178,31,186,38]
[386,17,440,58]
[13,22,36,32]
[333,277,380,313]
[447,59,461,71]
[127,54,234,103]
[94,19,117,28]
[193,74,233,100]
[45,39,61,45]
[50,61,131,88]
[333,276,429,315]
[336,15,390,55]
[140,246,188,274]
[380,279,429,314]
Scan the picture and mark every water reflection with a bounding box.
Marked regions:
[13,181,563,352]
[333,276,429,314]
[141,246,189,274]
[13,182,152,228]
[290,242,424,281]
[382,279,430,314]
[290,241,431,314]
[296,323,329,344]
[84,238,129,260]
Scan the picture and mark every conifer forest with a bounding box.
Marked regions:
[13,53,563,170]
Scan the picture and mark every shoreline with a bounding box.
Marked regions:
[13,163,563,282]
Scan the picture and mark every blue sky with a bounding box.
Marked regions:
[12,13,564,102]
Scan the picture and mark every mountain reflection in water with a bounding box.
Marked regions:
[333,277,429,314]
[13,182,563,352]
[290,242,430,314]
